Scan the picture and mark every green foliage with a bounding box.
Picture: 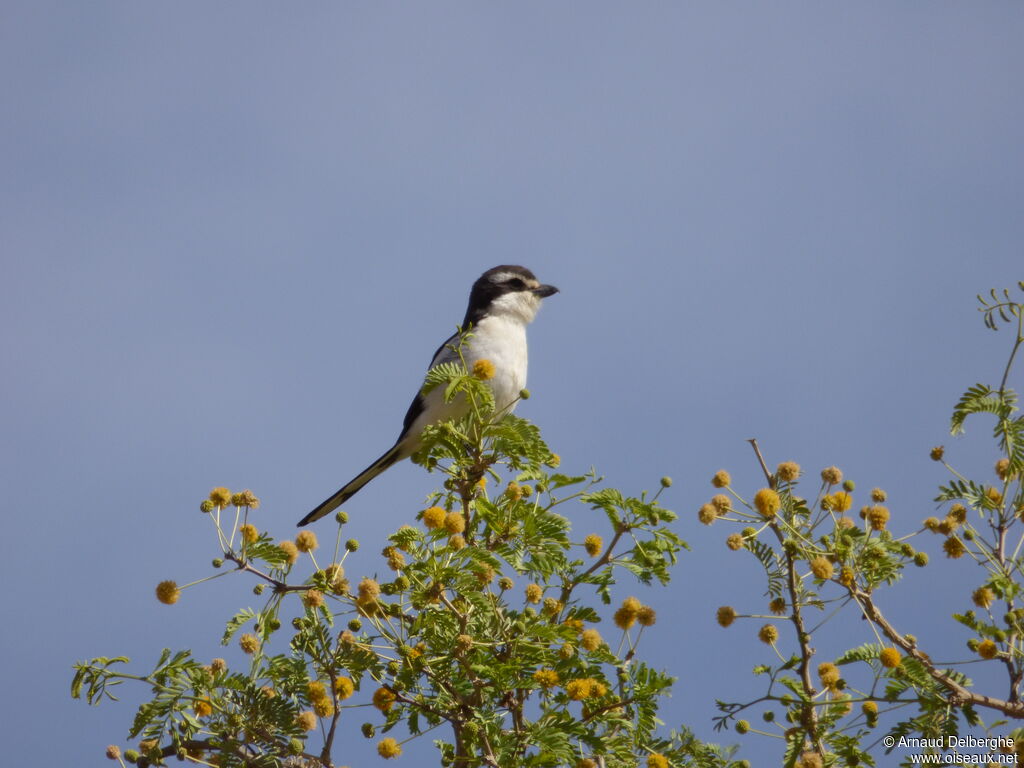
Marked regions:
[72,348,737,767]
[71,655,130,704]
[950,383,1012,436]
[977,283,1024,332]
[704,285,1024,766]
[72,288,1024,767]
[950,383,1024,476]
[745,538,785,598]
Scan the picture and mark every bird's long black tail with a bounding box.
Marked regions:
[297,444,404,526]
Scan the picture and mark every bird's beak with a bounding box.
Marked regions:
[532,284,559,298]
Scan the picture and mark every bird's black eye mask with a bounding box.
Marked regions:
[462,266,547,326]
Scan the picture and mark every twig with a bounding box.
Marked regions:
[748,438,775,489]
[850,585,1024,718]
[558,527,627,607]
[224,553,311,593]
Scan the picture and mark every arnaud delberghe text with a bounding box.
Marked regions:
[897,736,1015,751]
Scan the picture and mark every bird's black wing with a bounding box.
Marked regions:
[400,393,425,439]
[399,331,462,437]
[427,330,463,369]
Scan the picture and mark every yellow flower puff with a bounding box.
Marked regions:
[839,566,855,587]
[944,537,966,559]
[581,629,602,651]
[698,503,718,525]
[614,602,639,629]
[377,738,402,759]
[758,624,779,644]
[313,698,334,717]
[302,590,324,610]
[155,580,180,605]
[333,676,355,700]
[565,679,593,700]
[471,359,496,380]
[776,462,801,482]
[307,680,328,701]
[621,596,642,615]
[278,540,299,564]
[879,647,901,668]
[422,506,446,529]
[209,487,232,507]
[817,662,840,687]
[828,492,853,513]
[754,488,781,519]
[821,466,843,485]
[237,489,260,508]
[373,687,396,712]
[978,639,999,659]
[866,505,890,531]
[358,578,381,600]
[562,617,584,635]
[809,557,834,580]
[444,511,466,534]
[533,669,560,688]
[972,587,995,609]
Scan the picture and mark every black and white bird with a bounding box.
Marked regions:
[297,265,558,526]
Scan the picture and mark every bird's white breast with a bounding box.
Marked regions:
[466,314,528,411]
[408,313,529,445]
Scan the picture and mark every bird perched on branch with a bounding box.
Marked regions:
[298,265,559,526]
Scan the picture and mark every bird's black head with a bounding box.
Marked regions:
[463,265,559,327]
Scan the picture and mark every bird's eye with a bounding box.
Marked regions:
[506,278,526,289]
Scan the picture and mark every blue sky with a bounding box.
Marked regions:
[2,3,1023,765]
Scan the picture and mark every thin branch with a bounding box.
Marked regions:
[224,553,311,593]
[850,585,1024,718]
[998,309,1023,396]
[558,527,628,607]
[748,438,775,489]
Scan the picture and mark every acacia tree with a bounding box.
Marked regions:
[74,345,738,767]
[75,285,1024,768]
[702,284,1024,767]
